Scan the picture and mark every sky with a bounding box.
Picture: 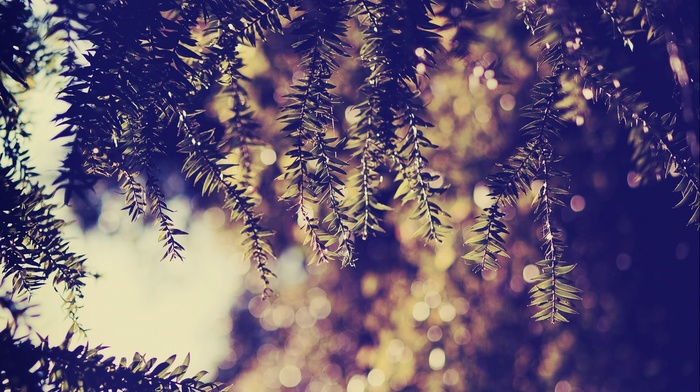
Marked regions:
[10,75,247,381]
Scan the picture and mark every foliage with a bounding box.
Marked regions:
[0,315,219,391]
[464,0,698,322]
[0,0,222,388]
[0,0,698,390]
[1,0,86,333]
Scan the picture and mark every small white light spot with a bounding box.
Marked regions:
[347,375,367,392]
[523,264,540,283]
[345,107,361,124]
[92,147,99,154]
[486,78,499,90]
[443,369,460,385]
[582,88,594,100]
[499,94,516,111]
[474,105,492,123]
[414,47,426,59]
[575,116,585,126]
[279,365,301,388]
[570,195,586,212]
[438,303,456,322]
[412,301,430,322]
[428,348,446,370]
[427,326,443,342]
[473,183,494,208]
[260,148,277,165]
[555,380,573,392]
[473,65,484,77]
[482,269,497,281]
[367,369,385,387]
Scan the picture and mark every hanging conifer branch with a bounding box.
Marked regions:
[48,0,281,283]
[543,0,700,228]
[595,0,641,51]
[595,0,678,53]
[278,0,356,265]
[312,131,357,267]
[235,0,291,45]
[394,102,452,242]
[166,2,280,274]
[116,168,147,222]
[135,107,188,261]
[388,2,452,243]
[435,0,489,59]
[464,204,509,272]
[345,1,399,240]
[463,1,572,270]
[146,173,187,261]
[1,0,87,332]
[115,9,207,259]
[177,112,276,297]
[463,140,540,272]
[345,91,390,240]
[227,89,259,188]
[507,1,700,229]
[464,69,562,272]
[587,72,700,226]
[1,170,88,333]
[465,1,582,321]
[596,0,698,145]
[50,0,198,252]
[344,131,390,240]
[205,25,265,190]
[529,143,581,323]
[347,0,451,243]
[520,1,584,322]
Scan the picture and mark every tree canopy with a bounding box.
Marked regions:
[1,0,698,390]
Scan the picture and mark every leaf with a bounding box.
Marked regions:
[531,307,552,320]
[554,264,576,275]
[554,280,582,293]
[556,289,582,301]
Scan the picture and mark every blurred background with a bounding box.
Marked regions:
[13,1,699,391]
